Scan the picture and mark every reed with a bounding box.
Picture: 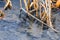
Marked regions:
[24,0,39,16]
[4,0,12,10]
[21,0,59,32]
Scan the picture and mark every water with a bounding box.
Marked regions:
[0,0,60,40]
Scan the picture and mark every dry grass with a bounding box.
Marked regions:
[24,0,39,17]
[20,0,59,32]
[4,0,12,10]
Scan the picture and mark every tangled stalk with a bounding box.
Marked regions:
[20,0,59,32]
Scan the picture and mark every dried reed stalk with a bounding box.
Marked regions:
[47,0,53,27]
[39,0,57,32]
[24,0,39,17]
[24,0,29,11]
[32,0,38,17]
[21,0,59,32]
[4,0,12,10]
[27,0,30,9]
[20,0,22,9]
